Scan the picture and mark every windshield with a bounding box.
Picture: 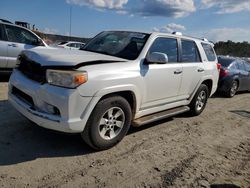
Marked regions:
[83,31,150,60]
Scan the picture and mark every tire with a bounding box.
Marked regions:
[189,84,209,116]
[81,96,132,150]
[225,80,238,98]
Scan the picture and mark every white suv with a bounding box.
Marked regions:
[0,19,47,71]
[8,31,219,150]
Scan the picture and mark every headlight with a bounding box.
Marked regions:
[46,69,88,88]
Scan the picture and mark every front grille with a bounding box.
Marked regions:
[12,86,34,106]
[17,55,46,83]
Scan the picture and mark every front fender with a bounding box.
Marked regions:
[94,84,142,113]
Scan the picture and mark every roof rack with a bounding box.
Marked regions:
[0,19,12,24]
[172,31,183,36]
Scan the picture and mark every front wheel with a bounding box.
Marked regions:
[81,96,132,150]
[189,84,209,116]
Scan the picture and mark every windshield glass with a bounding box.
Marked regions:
[83,31,150,60]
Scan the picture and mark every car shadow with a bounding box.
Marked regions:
[211,91,249,98]
[128,117,174,135]
[0,122,94,166]
[210,184,240,188]
[0,72,11,82]
[0,100,177,166]
[0,101,95,166]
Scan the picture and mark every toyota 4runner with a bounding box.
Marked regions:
[8,31,219,150]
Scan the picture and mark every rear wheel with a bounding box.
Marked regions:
[81,96,132,150]
[189,84,209,116]
[225,80,238,98]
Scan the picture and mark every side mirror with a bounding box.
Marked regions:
[146,52,168,64]
[31,38,44,46]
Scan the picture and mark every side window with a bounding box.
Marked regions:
[229,63,237,70]
[67,43,75,47]
[75,43,81,48]
[237,61,246,71]
[149,37,178,62]
[5,25,38,45]
[201,43,216,61]
[244,62,250,72]
[181,40,201,62]
[0,24,6,41]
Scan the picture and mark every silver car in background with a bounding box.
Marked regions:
[0,19,47,71]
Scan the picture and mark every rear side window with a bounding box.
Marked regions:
[244,62,250,72]
[149,37,178,62]
[201,43,216,61]
[237,61,246,71]
[0,24,6,41]
[181,40,201,62]
[5,25,38,45]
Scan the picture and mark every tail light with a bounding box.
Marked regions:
[220,69,229,77]
[217,63,221,71]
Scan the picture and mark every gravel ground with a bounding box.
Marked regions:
[0,76,249,188]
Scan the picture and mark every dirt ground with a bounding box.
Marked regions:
[0,75,250,188]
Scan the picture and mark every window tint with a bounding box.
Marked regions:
[237,61,246,71]
[201,43,216,61]
[67,43,76,47]
[5,25,38,45]
[181,40,201,62]
[149,37,178,62]
[75,43,81,48]
[229,63,237,70]
[0,24,5,41]
[244,62,250,71]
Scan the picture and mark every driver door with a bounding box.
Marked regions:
[141,37,183,109]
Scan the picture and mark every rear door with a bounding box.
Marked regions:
[178,39,204,98]
[0,24,8,68]
[237,60,249,91]
[5,24,41,68]
[243,61,250,90]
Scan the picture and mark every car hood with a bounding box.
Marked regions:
[21,48,127,67]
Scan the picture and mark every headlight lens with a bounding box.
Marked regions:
[46,69,88,88]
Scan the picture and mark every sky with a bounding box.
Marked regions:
[1,0,250,42]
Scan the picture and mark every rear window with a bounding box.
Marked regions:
[218,57,234,67]
[181,40,201,62]
[201,43,216,61]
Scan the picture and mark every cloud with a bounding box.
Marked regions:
[66,0,128,9]
[194,28,250,42]
[44,28,58,34]
[135,0,196,18]
[201,0,250,14]
[153,23,186,33]
[66,0,196,18]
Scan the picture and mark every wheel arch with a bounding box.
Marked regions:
[98,91,137,118]
[201,79,213,96]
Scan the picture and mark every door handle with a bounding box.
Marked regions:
[174,70,183,74]
[197,68,204,72]
[8,43,18,47]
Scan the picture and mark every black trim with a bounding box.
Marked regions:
[42,60,127,70]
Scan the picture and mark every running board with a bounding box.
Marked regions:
[133,106,190,127]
